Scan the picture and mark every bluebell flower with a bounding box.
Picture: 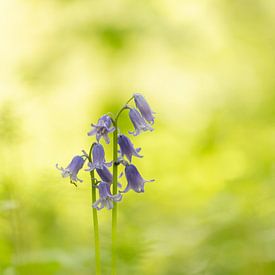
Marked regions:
[121,164,154,193]
[134,93,155,124]
[88,114,115,144]
[96,165,113,183]
[128,108,153,136]
[92,181,122,210]
[118,134,142,162]
[96,166,123,188]
[86,143,112,171]
[56,156,85,185]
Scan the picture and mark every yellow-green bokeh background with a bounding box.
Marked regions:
[1,1,275,274]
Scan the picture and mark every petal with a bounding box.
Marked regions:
[120,183,131,193]
[128,129,139,136]
[103,133,110,144]
[105,199,113,210]
[118,172,123,178]
[133,182,144,193]
[147,124,154,131]
[62,169,71,178]
[133,149,143,158]
[70,174,77,182]
[96,132,101,142]
[93,144,105,163]
[113,193,122,202]
[108,127,115,133]
[94,162,103,169]
[56,163,64,171]
[98,182,110,198]
[125,153,132,162]
[117,182,122,188]
[88,128,97,136]
[67,156,85,173]
[86,162,96,171]
[105,161,113,167]
[92,199,104,210]
[76,176,83,183]
[145,179,155,183]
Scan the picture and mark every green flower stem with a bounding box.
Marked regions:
[112,98,134,275]
[112,121,118,275]
[89,144,101,275]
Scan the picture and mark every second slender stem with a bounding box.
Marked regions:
[111,98,133,275]
[112,121,118,275]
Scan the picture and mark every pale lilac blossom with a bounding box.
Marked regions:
[86,143,112,171]
[88,114,115,144]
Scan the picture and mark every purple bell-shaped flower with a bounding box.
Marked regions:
[118,134,142,162]
[56,155,85,185]
[121,164,154,193]
[86,143,112,171]
[88,114,115,144]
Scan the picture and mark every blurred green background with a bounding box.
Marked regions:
[1,0,275,274]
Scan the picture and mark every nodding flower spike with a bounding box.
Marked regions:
[121,164,154,193]
[87,114,115,144]
[128,108,153,136]
[86,143,112,171]
[92,181,122,210]
[134,93,155,124]
[118,134,142,162]
[56,156,85,185]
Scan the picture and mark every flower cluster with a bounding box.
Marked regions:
[56,93,155,210]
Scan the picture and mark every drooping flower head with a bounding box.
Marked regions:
[128,108,153,136]
[134,93,155,124]
[121,164,154,193]
[88,114,115,144]
[56,155,85,185]
[86,143,112,171]
[92,181,122,210]
[118,134,142,162]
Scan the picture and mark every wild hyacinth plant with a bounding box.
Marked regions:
[56,93,155,274]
